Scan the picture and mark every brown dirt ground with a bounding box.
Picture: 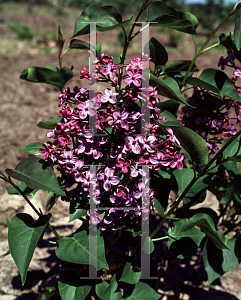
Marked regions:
[1,4,241,300]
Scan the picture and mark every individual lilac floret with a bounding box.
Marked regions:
[124,69,143,87]
[101,88,118,104]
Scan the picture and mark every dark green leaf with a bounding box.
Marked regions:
[185,77,220,94]
[203,232,241,284]
[171,169,211,205]
[198,68,241,100]
[58,25,65,54]
[235,3,241,51]
[164,60,199,73]
[96,282,109,300]
[8,213,51,285]
[103,274,122,300]
[191,213,229,250]
[58,270,92,300]
[69,199,88,223]
[219,32,241,63]
[156,100,180,116]
[5,157,65,196]
[72,5,132,38]
[148,1,197,35]
[149,37,168,66]
[110,54,121,65]
[168,219,205,258]
[6,181,38,196]
[159,110,182,127]
[37,116,62,129]
[20,65,73,92]
[170,126,209,169]
[222,136,241,160]
[55,229,108,270]
[18,142,43,155]
[124,281,161,300]
[69,39,102,56]
[150,74,191,106]
[120,262,141,284]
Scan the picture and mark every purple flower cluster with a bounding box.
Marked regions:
[178,50,241,154]
[40,54,184,230]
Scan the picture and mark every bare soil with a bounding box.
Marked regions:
[0,4,241,300]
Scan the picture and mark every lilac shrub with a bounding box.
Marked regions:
[3,1,241,299]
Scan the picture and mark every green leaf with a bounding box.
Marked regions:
[222,136,241,160]
[156,100,180,116]
[8,213,51,285]
[219,32,241,63]
[58,270,92,300]
[20,65,73,92]
[55,229,108,270]
[159,110,182,127]
[124,281,161,300]
[150,74,191,106]
[102,274,122,300]
[170,126,209,169]
[235,3,241,51]
[72,5,132,38]
[198,68,241,101]
[149,37,168,67]
[164,60,199,73]
[120,262,141,284]
[37,116,62,129]
[168,219,205,258]
[6,181,38,196]
[185,77,220,94]
[171,168,211,205]
[5,157,65,196]
[69,198,88,223]
[58,25,65,55]
[191,213,229,250]
[203,232,241,284]
[96,281,109,300]
[69,39,102,56]
[148,1,198,35]
[110,54,121,65]
[18,142,43,155]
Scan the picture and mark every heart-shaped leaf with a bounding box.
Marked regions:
[198,68,241,100]
[58,270,92,300]
[120,262,141,284]
[149,37,168,67]
[18,142,43,155]
[6,157,65,196]
[20,65,73,92]
[55,229,108,270]
[8,213,51,285]
[148,1,198,35]
[203,231,241,284]
[37,116,62,129]
[72,5,132,38]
